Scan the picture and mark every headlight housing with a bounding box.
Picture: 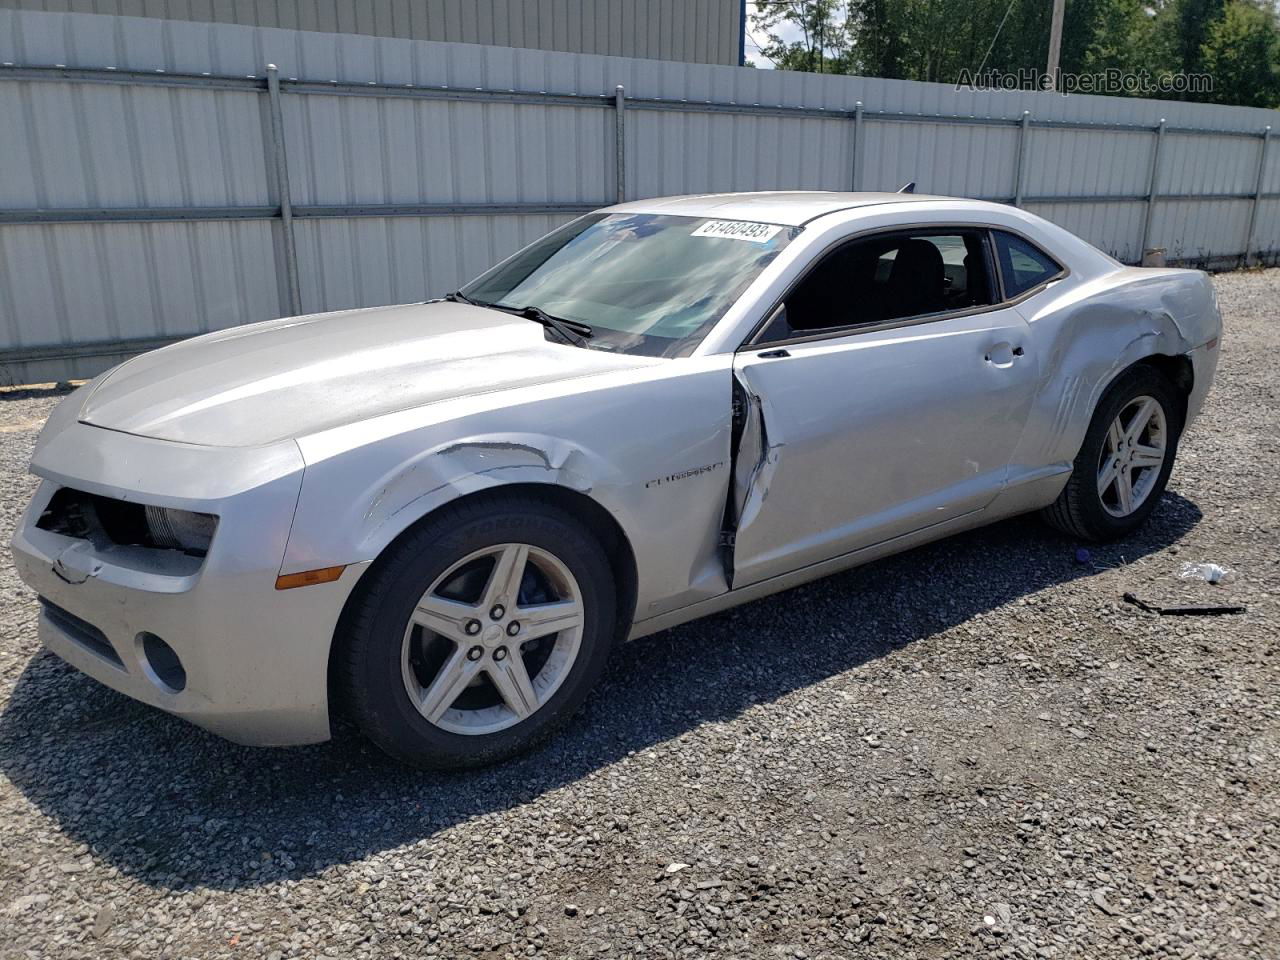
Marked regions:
[37,487,219,558]
[143,505,218,554]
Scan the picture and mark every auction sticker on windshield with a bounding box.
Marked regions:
[691,220,783,243]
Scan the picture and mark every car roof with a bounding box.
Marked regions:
[602,191,974,227]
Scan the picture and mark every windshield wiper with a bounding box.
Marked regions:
[514,305,593,347]
[444,293,591,347]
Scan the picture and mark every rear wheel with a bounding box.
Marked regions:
[339,496,616,768]
[1042,365,1183,541]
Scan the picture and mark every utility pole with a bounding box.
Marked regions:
[1045,0,1065,91]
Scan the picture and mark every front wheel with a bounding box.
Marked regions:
[1042,365,1184,542]
[338,496,617,769]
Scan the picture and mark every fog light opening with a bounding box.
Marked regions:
[137,632,186,693]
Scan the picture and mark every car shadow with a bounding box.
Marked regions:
[0,492,1202,892]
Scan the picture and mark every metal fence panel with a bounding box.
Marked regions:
[0,80,270,208]
[1261,141,1280,196]
[283,94,612,206]
[1151,199,1255,262]
[0,0,744,65]
[860,119,1019,197]
[628,111,852,197]
[293,212,576,315]
[1026,200,1148,264]
[1159,133,1260,197]
[1,6,1278,384]
[0,219,281,384]
[1254,198,1280,252]
[1024,128,1152,199]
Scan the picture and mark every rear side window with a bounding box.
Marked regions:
[994,231,1062,298]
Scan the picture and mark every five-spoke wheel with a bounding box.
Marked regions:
[1096,395,1168,518]
[339,496,616,769]
[1043,364,1182,541]
[403,543,585,735]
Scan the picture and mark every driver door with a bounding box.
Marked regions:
[729,227,1039,589]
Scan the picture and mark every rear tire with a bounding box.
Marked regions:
[1042,365,1183,542]
[338,495,617,769]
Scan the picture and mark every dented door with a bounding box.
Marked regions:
[728,307,1038,589]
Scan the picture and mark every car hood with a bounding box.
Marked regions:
[79,302,654,446]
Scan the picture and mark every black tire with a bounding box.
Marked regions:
[338,495,617,769]
[1042,364,1184,542]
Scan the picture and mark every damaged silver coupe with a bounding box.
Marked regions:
[11,192,1221,767]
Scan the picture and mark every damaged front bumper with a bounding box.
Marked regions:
[10,413,365,746]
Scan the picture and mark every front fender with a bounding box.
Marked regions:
[281,430,629,575]
[284,359,736,623]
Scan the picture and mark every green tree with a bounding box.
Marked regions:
[753,0,853,72]
[1176,0,1227,75]
[844,0,1040,82]
[753,0,1280,108]
[1059,0,1151,73]
[844,0,908,78]
[1199,0,1280,107]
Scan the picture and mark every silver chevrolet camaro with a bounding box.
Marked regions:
[12,192,1221,768]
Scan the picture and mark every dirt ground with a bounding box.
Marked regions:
[0,270,1276,959]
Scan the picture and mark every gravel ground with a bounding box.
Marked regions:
[0,270,1277,960]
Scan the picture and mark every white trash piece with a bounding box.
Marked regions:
[1178,562,1235,585]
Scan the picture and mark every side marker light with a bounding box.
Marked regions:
[275,565,346,590]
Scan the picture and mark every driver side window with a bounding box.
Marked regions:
[759,229,995,342]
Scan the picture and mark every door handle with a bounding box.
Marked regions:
[758,349,790,359]
[984,342,1016,367]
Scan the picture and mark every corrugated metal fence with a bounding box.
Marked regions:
[0,0,745,66]
[2,8,1277,385]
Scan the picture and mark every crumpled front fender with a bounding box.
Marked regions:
[284,358,736,624]
[358,431,628,552]
[282,430,629,575]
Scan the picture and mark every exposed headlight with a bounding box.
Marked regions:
[144,505,218,554]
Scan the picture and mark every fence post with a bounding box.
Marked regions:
[1244,125,1272,267]
[614,85,626,203]
[851,100,864,191]
[1140,118,1166,262]
[1013,110,1030,206]
[266,64,302,317]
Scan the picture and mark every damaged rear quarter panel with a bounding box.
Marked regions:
[283,359,737,620]
[1007,268,1205,478]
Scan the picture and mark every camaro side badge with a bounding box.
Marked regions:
[646,462,724,489]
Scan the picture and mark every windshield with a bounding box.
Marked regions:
[460,213,797,357]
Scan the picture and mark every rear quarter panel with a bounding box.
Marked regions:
[1007,266,1218,482]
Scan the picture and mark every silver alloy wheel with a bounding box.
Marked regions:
[401,543,585,735]
[1096,395,1168,518]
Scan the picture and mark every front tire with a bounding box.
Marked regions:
[1042,365,1183,542]
[338,495,617,769]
